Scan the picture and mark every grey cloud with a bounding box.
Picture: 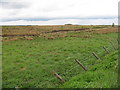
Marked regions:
[1,16,117,22]
[1,1,29,9]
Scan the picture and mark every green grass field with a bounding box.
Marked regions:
[2,25,118,88]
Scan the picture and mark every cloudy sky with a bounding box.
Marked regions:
[0,0,119,25]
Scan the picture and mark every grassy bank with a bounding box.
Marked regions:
[60,51,118,88]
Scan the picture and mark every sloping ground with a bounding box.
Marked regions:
[60,51,118,88]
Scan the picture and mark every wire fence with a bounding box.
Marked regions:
[30,39,118,88]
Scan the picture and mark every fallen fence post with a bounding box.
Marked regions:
[110,42,116,50]
[75,59,87,71]
[92,52,101,60]
[52,71,65,83]
[103,46,109,54]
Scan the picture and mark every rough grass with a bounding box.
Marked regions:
[60,51,118,88]
[2,26,118,88]
[2,25,111,36]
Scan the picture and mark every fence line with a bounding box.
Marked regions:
[32,39,118,88]
[35,63,80,87]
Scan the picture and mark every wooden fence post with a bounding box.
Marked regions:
[92,52,101,60]
[75,59,87,71]
[52,71,65,83]
[103,46,109,54]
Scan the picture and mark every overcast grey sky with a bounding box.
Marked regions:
[0,0,119,25]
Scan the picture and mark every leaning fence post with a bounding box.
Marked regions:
[103,46,110,54]
[110,41,116,50]
[52,71,65,83]
[92,52,101,60]
[75,59,87,71]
